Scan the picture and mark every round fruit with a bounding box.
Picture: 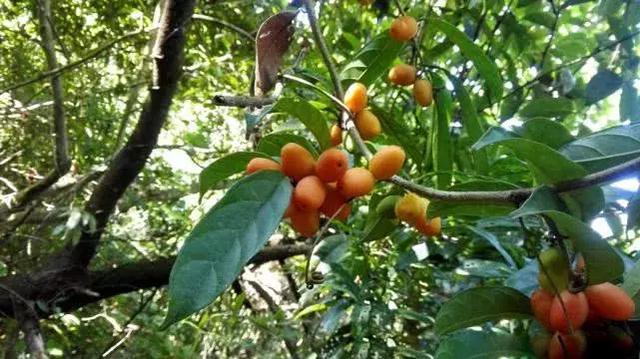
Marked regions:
[330,124,342,146]
[413,79,433,107]
[369,145,406,180]
[415,216,441,236]
[290,208,320,237]
[283,201,295,219]
[375,195,401,218]
[319,184,351,221]
[344,82,368,113]
[315,148,349,183]
[531,289,554,330]
[389,16,418,42]
[354,109,381,140]
[246,158,281,174]
[388,63,417,86]
[548,331,586,359]
[538,248,569,294]
[337,168,376,198]
[528,321,552,359]
[281,143,315,181]
[293,176,327,211]
[549,290,589,333]
[394,193,427,225]
[585,282,635,321]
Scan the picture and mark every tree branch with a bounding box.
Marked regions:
[212,94,275,107]
[68,0,196,268]
[16,303,47,359]
[192,13,253,42]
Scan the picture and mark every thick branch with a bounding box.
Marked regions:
[212,94,275,107]
[16,304,47,359]
[69,0,196,268]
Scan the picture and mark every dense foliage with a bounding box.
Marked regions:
[0,0,639,357]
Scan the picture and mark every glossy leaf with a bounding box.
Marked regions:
[271,97,331,149]
[341,33,404,86]
[505,260,539,297]
[256,132,319,157]
[163,171,293,327]
[435,330,533,359]
[512,186,624,284]
[518,97,575,119]
[432,83,454,189]
[585,69,623,104]
[429,18,503,101]
[199,151,271,197]
[434,286,532,335]
[514,118,574,150]
[560,122,640,172]
[467,226,516,268]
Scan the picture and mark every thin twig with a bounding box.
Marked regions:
[192,14,254,42]
[212,94,275,107]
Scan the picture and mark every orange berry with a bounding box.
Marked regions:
[585,282,635,321]
[283,200,295,219]
[413,79,433,107]
[344,82,368,113]
[315,148,349,183]
[369,145,406,180]
[531,289,554,330]
[549,291,589,333]
[281,143,315,181]
[289,208,320,237]
[246,158,281,174]
[354,109,381,140]
[388,63,416,86]
[293,176,326,211]
[394,193,427,225]
[330,124,343,146]
[415,216,441,236]
[337,168,375,198]
[548,331,586,359]
[389,16,418,42]
[319,184,351,221]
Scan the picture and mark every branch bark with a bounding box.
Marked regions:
[69,0,196,268]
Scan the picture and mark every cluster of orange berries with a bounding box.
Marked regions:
[529,248,636,358]
[391,193,441,236]
[246,142,407,237]
[329,82,382,147]
[388,15,433,107]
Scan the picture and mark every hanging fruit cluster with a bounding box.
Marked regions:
[529,248,636,358]
[246,142,407,237]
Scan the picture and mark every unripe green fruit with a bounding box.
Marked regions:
[375,195,401,218]
[537,248,569,293]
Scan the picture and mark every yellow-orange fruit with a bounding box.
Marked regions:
[283,200,295,219]
[290,208,320,237]
[548,331,586,359]
[354,109,381,140]
[388,64,416,86]
[337,168,375,198]
[389,16,418,42]
[344,82,368,113]
[369,145,406,180]
[315,148,349,183]
[549,291,589,333]
[246,158,281,174]
[330,124,343,146]
[320,185,351,221]
[281,143,315,181]
[413,79,433,107]
[293,176,326,211]
[585,282,635,321]
[394,193,427,225]
[415,216,441,236]
[531,289,554,330]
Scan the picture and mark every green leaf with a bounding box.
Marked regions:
[432,82,454,189]
[163,171,293,327]
[518,97,576,119]
[199,152,271,197]
[467,226,516,268]
[371,104,423,166]
[341,33,404,86]
[434,286,532,335]
[511,186,624,284]
[256,132,319,157]
[514,118,574,150]
[585,69,623,105]
[429,18,503,101]
[623,260,640,299]
[626,192,640,230]
[459,259,514,278]
[361,216,398,243]
[505,260,539,297]
[427,17,503,102]
[435,330,534,359]
[523,12,556,28]
[449,76,488,173]
[560,123,640,172]
[271,97,331,150]
[620,82,640,122]
[473,127,604,220]
[314,234,348,264]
